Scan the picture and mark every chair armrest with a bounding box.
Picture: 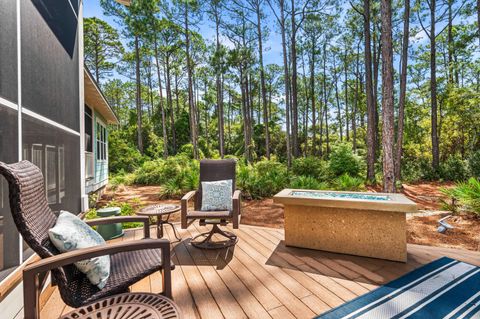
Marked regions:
[181,190,197,229]
[85,216,151,238]
[232,190,242,229]
[22,239,173,319]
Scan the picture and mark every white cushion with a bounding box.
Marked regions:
[48,211,110,289]
[201,179,233,211]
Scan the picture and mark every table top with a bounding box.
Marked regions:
[137,204,181,216]
[61,292,181,319]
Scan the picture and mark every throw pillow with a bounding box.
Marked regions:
[48,211,110,289]
[201,179,233,211]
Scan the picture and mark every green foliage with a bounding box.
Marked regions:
[469,150,480,179]
[289,176,328,190]
[134,155,199,199]
[179,143,205,159]
[440,155,468,181]
[110,172,136,187]
[328,143,364,177]
[237,159,289,199]
[333,174,365,191]
[291,157,329,181]
[85,200,143,229]
[108,130,143,173]
[443,178,480,215]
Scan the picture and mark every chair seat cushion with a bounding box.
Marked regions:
[58,248,169,307]
[49,211,110,289]
[187,210,232,219]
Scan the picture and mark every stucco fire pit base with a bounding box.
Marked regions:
[274,189,417,263]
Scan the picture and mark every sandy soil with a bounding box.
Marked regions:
[98,183,480,252]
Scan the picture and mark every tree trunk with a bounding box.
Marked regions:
[184,1,198,159]
[380,0,396,192]
[153,36,168,158]
[322,44,330,156]
[353,40,361,152]
[430,0,440,170]
[214,5,225,158]
[333,56,343,141]
[395,0,409,180]
[310,36,316,155]
[344,45,349,142]
[134,35,143,154]
[165,57,176,153]
[364,0,376,182]
[280,0,292,166]
[290,0,299,158]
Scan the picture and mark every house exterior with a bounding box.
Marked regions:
[0,1,119,317]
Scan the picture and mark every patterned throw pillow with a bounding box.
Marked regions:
[48,211,110,289]
[201,179,233,211]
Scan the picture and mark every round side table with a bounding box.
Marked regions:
[61,293,181,319]
[137,204,181,240]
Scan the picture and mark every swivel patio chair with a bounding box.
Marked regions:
[0,161,174,319]
[181,159,241,249]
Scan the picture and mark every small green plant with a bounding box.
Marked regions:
[444,178,480,216]
[289,175,328,190]
[333,174,365,191]
[469,150,480,179]
[291,157,329,181]
[328,143,364,177]
[440,155,468,181]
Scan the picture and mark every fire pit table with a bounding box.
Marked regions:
[273,189,417,262]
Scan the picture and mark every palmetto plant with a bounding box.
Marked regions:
[441,178,480,216]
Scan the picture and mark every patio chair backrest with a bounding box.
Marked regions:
[0,161,89,305]
[196,159,236,211]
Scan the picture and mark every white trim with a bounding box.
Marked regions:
[79,1,87,212]
[16,0,23,264]
[22,108,81,137]
[0,96,18,111]
[67,0,78,19]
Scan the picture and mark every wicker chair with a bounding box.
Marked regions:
[0,161,174,319]
[181,159,241,249]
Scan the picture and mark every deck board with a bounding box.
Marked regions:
[36,223,480,319]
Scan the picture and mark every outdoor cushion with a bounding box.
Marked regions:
[49,211,111,289]
[201,179,233,211]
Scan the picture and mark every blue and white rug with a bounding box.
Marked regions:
[317,257,480,319]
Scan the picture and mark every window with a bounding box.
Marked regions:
[85,106,93,153]
[96,121,107,161]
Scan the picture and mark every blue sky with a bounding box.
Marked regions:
[83,0,285,65]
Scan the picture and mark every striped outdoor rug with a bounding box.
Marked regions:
[317,257,480,319]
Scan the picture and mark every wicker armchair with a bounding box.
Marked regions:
[181,159,241,249]
[0,161,174,319]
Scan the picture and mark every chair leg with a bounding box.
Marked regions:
[191,224,238,249]
[161,266,172,299]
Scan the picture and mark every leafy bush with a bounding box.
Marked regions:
[108,130,143,173]
[442,178,480,215]
[333,174,365,191]
[469,150,480,179]
[110,172,136,187]
[440,155,468,181]
[134,155,199,199]
[289,175,328,190]
[238,159,289,199]
[291,157,329,181]
[328,143,364,177]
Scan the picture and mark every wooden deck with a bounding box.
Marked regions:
[39,223,480,319]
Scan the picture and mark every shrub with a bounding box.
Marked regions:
[440,155,468,181]
[333,174,365,191]
[108,130,143,173]
[469,150,480,179]
[328,143,364,177]
[444,178,480,215]
[110,172,136,187]
[238,159,289,199]
[289,175,328,190]
[85,201,143,229]
[291,157,329,181]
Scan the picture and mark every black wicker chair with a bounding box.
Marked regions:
[0,161,174,319]
[181,159,241,249]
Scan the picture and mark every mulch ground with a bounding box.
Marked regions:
[98,182,480,252]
